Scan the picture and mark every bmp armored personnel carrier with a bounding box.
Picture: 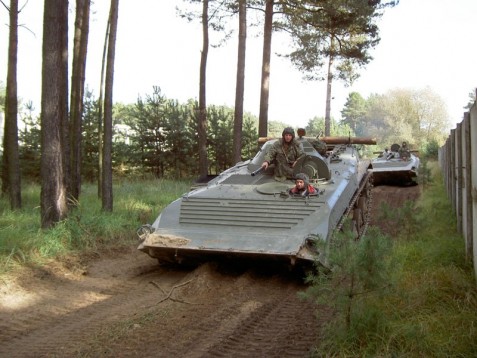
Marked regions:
[137,133,375,267]
[370,143,420,186]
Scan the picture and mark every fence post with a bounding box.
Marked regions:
[469,104,477,279]
[450,129,456,213]
[456,123,463,232]
[463,112,473,262]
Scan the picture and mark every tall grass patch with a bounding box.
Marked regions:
[306,226,394,355]
[310,162,477,356]
[0,179,191,273]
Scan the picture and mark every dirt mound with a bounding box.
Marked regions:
[369,184,421,235]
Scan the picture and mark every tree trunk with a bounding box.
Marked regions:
[69,0,90,202]
[3,0,21,209]
[258,0,273,138]
[101,0,119,212]
[232,0,246,164]
[198,0,209,179]
[40,0,69,228]
[97,18,110,198]
[61,0,70,209]
[325,49,334,137]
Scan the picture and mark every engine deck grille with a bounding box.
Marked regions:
[179,197,322,229]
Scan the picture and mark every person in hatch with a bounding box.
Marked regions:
[399,141,411,160]
[289,173,318,197]
[261,127,305,182]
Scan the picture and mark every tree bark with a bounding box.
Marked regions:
[97,18,110,198]
[325,50,334,137]
[69,0,91,202]
[232,0,246,164]
[198,0,209,179]
[40,0,69,228]
[101,0,119,212]
[3,0,21,209]
[258,0,273,138]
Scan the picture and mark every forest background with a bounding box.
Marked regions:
[0,0,473,229]
[1,3,476,355]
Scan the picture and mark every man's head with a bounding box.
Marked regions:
[282,127,295,143]
[294,173,309,189]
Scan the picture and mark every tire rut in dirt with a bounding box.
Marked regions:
[0,267,190,358]
[96,264,325,358]
[198,284,320,357]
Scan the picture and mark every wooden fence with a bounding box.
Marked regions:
[438,101,477,281]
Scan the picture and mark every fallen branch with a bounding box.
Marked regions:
[149,279,201,305]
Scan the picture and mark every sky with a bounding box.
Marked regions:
[0,0,476,130]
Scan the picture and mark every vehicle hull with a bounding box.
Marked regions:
[371,154,420,186]
[138,139,373,266]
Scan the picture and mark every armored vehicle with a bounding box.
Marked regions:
[137,133,375,267]
[370,143,420,186]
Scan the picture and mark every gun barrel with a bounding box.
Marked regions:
[251,167,263,176]
[258,136,377,145]
[319,136,377,145]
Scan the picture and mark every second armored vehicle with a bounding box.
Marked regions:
[370,142,420,186]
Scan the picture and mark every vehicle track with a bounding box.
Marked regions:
[198,285,323,358]
[78,264,323,358]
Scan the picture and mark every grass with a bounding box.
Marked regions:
[309,162,477,357]
[0,178,192,273]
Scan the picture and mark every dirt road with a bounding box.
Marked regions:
[0,185,420,357]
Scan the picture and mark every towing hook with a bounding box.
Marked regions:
[136,224,153,242]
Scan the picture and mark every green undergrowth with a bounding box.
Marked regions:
[308,163,477,357]
[0,179,191,274]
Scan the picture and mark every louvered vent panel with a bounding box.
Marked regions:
[179,198,321,229]
[373,161,410,168]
